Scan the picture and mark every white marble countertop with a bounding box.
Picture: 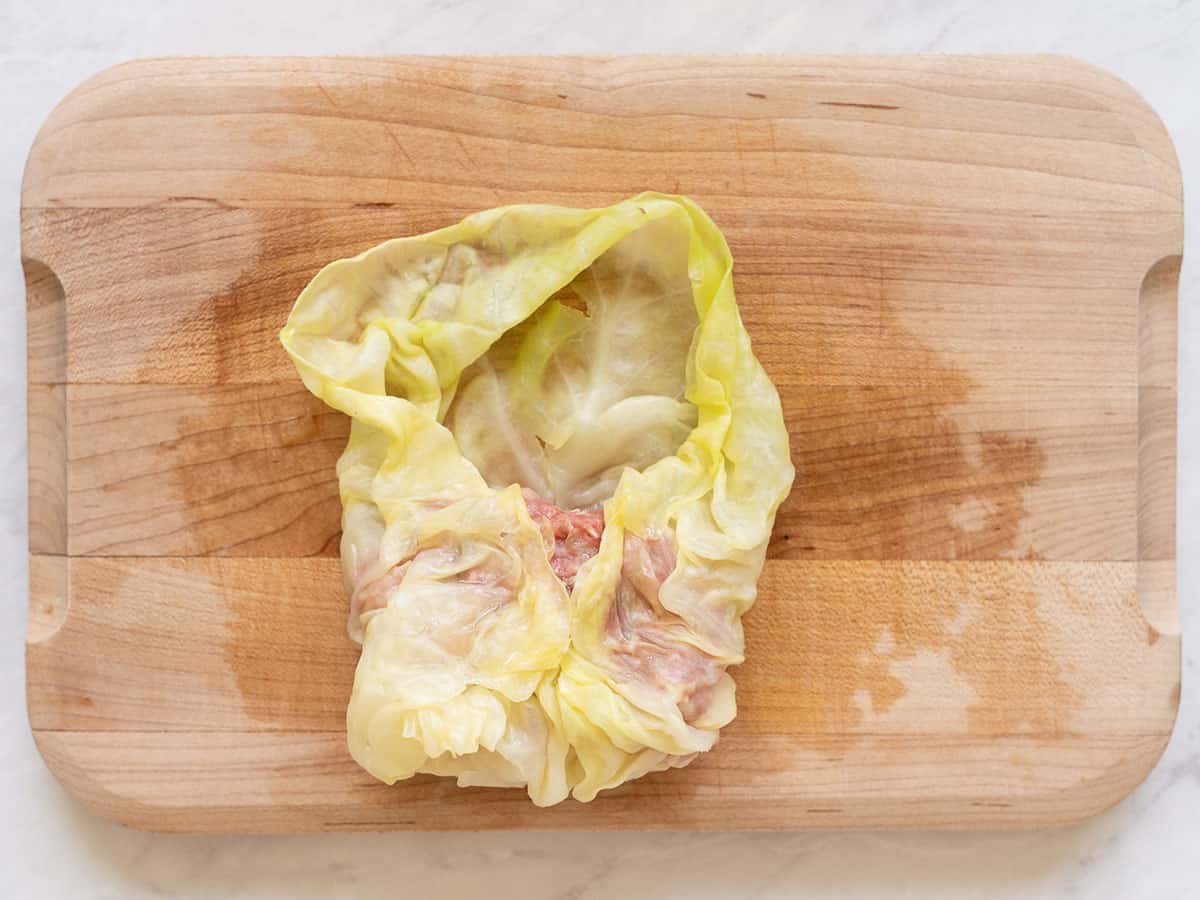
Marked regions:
[1,1,1195,897]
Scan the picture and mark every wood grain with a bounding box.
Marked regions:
[61,381,1136,561]
[20,206,1162,388]
[27,556,1176,830]
[66,383,346,557]
[22,55,1181,831]
[32,730,1170,832]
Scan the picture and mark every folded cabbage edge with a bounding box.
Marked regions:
[280,193,794,806]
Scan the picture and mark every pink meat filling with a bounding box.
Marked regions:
[524,493,720,722]
[521,489,605,592]
[348,489,720,725]
[350,492,604,625]
[608,531,725,724]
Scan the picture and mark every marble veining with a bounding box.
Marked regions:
[1,1,1196,897]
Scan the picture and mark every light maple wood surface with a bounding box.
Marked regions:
[22,56,1181,831]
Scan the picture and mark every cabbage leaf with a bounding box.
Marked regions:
[280,194,793,805]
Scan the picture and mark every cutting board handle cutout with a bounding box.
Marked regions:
[1136,253,1180,636]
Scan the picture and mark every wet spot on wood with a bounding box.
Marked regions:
[745,240,1064,737]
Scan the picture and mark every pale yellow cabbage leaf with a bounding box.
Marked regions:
[280,193,793,805]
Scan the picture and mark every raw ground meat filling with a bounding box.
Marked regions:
[521,489,605,592]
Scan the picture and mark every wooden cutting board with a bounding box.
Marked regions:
[23,56,1181,832]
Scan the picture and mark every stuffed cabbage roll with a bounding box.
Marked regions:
[280,193,793,805]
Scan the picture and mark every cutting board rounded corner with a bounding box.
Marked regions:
[1040,724,1178,831]
[20,58,161,211]
[27,730,163,833]
[1045,55,1182,184]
